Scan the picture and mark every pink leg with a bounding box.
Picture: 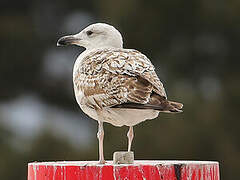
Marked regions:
[97,121,105,164]
[127,126,134,152]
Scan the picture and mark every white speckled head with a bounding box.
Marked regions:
[57,23,123,50]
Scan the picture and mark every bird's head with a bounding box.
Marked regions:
[57,23,123,50]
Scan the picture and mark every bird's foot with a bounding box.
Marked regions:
[98,160,106,164]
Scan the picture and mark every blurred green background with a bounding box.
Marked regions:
[0,0,239,179]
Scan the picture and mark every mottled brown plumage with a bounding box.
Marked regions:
[73,48,182,113]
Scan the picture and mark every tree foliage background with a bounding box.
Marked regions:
[0,0,239,179]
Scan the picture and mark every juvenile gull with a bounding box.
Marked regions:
[57,23,183,164]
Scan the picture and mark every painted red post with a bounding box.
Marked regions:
[28,160,220,180]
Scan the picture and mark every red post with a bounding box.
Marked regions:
[28,160,220,180]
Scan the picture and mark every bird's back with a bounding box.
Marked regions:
[73,48,182,126]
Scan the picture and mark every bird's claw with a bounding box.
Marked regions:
[98,160,106,164]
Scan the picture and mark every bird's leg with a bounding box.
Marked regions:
[97,120,105,164]
[127,126,134,152]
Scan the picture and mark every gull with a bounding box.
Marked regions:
[57,23,183,164]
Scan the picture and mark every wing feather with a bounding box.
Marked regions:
[73,48,167,109]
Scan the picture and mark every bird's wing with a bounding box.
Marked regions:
[107,49,167,98]
[74,48,167,109]
[99,48,167,98]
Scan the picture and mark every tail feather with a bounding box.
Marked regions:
[167,101,183,113]
[112,90,183,113]
[148,93,183,113]
[112,100,183,113]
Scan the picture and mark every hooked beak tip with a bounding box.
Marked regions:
[57,36,68,47]
[56,41,62,47]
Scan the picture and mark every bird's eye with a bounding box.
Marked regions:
[86,30,93,36]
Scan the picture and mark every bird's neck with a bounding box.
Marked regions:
[86,45,122,51]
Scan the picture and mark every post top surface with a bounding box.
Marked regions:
[28,160,219,167]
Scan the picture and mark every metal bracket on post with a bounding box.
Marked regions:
[113,151,134,164]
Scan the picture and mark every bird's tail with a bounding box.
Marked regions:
[166,100,183,113]
[112,100,183,113]
[112,92,183,113]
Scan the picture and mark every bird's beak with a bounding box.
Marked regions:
[57,35,81,47]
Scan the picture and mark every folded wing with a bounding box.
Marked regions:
[74,48,183,112]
